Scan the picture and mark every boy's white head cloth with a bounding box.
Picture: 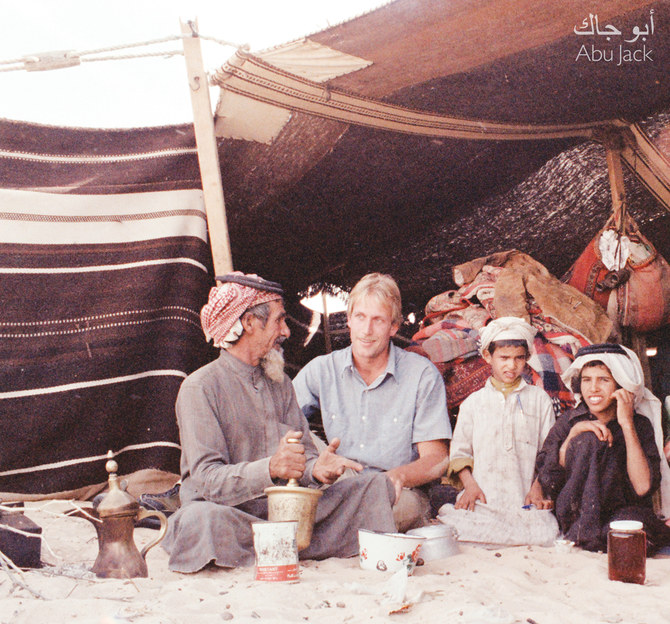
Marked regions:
[479,316,536,355]
[561,344,644,403]
[562,343,670,519]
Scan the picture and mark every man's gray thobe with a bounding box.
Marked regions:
[162,350,396,572]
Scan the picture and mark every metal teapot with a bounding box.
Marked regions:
[82,452,167,578]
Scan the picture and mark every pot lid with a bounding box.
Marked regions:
[95,451,139,517]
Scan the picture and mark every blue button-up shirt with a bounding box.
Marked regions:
[293,343,451,471]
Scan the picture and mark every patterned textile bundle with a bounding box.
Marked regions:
[411,252,591,412]
[410,321,479,363]
[526,334,580,415]
[440,356,493,409]
[0,187,213,494]
[422,330,479,364]
[456,266,501,310]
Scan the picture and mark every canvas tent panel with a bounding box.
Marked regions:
[257,39,372,83]
[214,92,292,144]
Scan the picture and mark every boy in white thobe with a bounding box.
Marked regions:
[437,317,558,546]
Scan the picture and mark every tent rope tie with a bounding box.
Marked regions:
[0,32,245,73]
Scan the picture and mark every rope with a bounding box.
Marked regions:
[76,35,181,57]
[0,57,27,66]
[0,31,244,73]
[80,50,183,63]
[199,34,247,50]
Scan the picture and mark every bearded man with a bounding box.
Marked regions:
[162,272,396,573]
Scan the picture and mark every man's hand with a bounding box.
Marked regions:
[312,438,363,484]
[269,431,306,481]
[385,468,405,504]
[559,420,612,466]
[524,478,553,510]
[566,420,613,447]
[612,388,652,497]
[613,388,635,429]
[382,439,449,504]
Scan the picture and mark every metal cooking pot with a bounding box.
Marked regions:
[407,524,460,561]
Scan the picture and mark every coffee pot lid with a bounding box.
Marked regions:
[95,451,139,517]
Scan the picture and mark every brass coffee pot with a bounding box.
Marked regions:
[81,452,167,578]
[264,439,322,551]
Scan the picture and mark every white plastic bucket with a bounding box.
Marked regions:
[252,521,299,582]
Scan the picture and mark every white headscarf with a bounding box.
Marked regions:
[478,316,536,355]
[562,344,670,519]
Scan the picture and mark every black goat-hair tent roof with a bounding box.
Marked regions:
[2,0,669,312]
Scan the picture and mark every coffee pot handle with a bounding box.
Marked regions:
[137,508,168,559]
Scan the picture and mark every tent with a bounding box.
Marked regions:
[1,0,669,495]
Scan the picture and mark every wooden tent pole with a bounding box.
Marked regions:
[180,18,233,277]
[605,146,627,229]
[321,291,332,353]
[607,145,653,390]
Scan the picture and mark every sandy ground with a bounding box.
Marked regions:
[1,501,669,624]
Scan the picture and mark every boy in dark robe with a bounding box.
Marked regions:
[536,343,670,553]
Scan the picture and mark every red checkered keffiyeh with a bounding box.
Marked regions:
[200,273,282,347]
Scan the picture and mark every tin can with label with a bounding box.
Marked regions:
[252,521,299,582]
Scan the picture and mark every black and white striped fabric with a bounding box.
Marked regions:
[0,122,214,494]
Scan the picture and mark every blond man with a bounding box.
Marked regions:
[294,273,451,531]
